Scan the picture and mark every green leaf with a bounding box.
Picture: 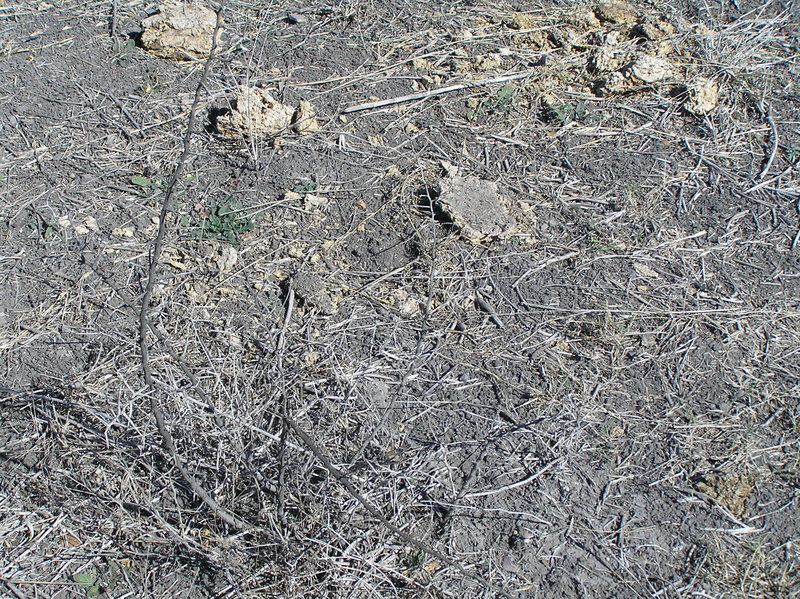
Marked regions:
[124,38,135,51]
[496,84,516,101]
[130,176,152,188]
[293,180,316,193]
[549,103,574,122]
[73,572,96,586]
[86,585,101,598]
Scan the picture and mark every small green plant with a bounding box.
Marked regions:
[401,549,425,571]
[42,221,59,240]
[111,38,135,65]
[140,76,166,95]
[192,196,254,245]
[467,84,517,121]
[293,179,317,193]
[27,208,59,241]
[73,569,101,597]
[130,174,164,193]
[544,100,587,124]
[71,559,133,597]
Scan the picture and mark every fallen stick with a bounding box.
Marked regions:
[342,72,531,114]
[134,1,253,531]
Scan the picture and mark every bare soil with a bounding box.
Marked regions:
[1,1,798,598]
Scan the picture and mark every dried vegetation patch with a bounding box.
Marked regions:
[1,0,799,598]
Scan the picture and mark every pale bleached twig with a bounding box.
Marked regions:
[464,459,558,499]
[758,102,778,180]
[342,72,531,114]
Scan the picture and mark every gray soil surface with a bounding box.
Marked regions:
[1,1,798,598]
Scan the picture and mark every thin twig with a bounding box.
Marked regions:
[342,72,531,113]
[758,102,778,180]
[136,1,251,531]
[110,0,117,38]
[463,459,557,499]
[106,92,144,134]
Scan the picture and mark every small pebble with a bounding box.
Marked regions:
[287,13,307,24]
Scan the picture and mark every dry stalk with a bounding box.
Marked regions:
[134,1,252,532]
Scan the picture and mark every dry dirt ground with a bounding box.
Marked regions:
[1,0,799,597]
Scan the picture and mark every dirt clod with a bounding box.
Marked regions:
[216,87,294,137]
[141,0,221,61]
[629,55,674,83]
[694,473,753,517]
[292,100,320,136]
[436,168,515,243]
[633,15,676,40]
[593,1,639,24]
[685,77,720,115]
[291,272,339,315]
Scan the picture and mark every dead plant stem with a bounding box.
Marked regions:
[136,1,251,531]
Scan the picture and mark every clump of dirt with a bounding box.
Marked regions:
[685,77,720,114]
[693,473,754,517]
[290,272,340,315]
[216,87,294,137]
[599,55,675,94]
[141,0,221,60]
[492,1,717,110]
[593,1,639,24]
[435,164,515,243]
[216,87,320,138]
[292,100,321,136]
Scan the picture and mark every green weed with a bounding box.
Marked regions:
[293,179,317,193]
[467,84,517,121]
[72,559,134,597]
[73,569,100,597]
[544,100,588,124]
[190,196,254,245]
[130,175,163,192]
[111,38,135,65]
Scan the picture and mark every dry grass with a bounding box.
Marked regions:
[1,0,799,597]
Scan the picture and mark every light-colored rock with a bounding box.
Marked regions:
[303,194,328,211]
[141,0,221,61]
[215,245,238,273]
[566,9,601,29]
[74,216,99,235]
[505,13,537,30]
[593,1,638,24]
[112,226,135,238]
[633,15,676,41]
[216,87,294,137]
[292,272,339,315]
[601,70,628,94]
[437,171,515,243]
[694,473,752,517]
[629,55,673,83]
[591,33,627,72]
[292,100,320,135]
[685,77,719,115]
